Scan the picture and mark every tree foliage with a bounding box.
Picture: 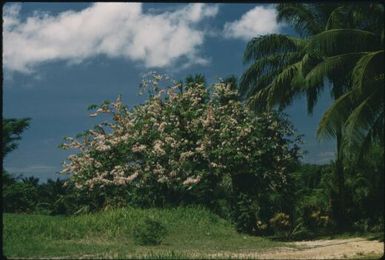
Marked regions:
[2,118,31,160]
[60,75,301,194]
[59,74,301,233]
[241,3,384,159]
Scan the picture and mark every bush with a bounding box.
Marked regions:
[291,164,334,232]
[3,182,39,213]
[290,224,315,240]
[270,213,290,231]
[60,73,301,214]
[231,193,258,234]
[132,218,168,245]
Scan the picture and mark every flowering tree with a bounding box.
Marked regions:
[60,74,301,222]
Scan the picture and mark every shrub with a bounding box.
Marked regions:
[270,212,290,230]
[132,218,168,245]
[292,164,334,232]
[290,224,315,240]
[3,182,39,213]
[60,73,301,226]
[231,193,258,234]
[269,212,291,237]
[255,220,268,234]
[61,73,300,190]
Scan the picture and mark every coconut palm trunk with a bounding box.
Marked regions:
[334,126,347,230]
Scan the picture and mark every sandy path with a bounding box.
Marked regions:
[8,237,384,259]
[208,238,384,259]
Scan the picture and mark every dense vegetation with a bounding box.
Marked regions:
[240,3,384,231]
[2,3,384,257]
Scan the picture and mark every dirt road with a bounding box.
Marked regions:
[9,237,384,259]
[209,238,384,259]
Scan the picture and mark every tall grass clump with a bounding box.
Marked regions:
[132,218,167,245]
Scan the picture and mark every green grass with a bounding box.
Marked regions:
[3,206,288,259]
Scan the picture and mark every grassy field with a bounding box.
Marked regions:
[3,206,289,259]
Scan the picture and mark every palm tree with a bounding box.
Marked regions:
[305,3,384,161]
[240,3,383,229]
[240,3,341,113]
[301,6,383,227]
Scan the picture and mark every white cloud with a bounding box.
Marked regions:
[223,5,281,41]
[3,3,219,73]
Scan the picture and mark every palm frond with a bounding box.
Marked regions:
[277,4,322,35]
[351,50,384,97]
[266,61,304,109]
[344,111,384,163]
[345,4,384,33]
[240,52,302,95]
[307,29,381,57]
[243,34,305,63]
[302,53,366,113]
[246,87,270,111]
[304,52,366,91]
[344,88,384,147]
[241,72,282,105]
[317,92,352,140]
[301,53,323,76]
[305,83,325,115]
[239,63,263,94]
[325,5,348,30]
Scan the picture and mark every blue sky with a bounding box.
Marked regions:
[3,3,335,181]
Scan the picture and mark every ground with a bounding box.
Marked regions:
[8,237,383,259]
[207,238,384,259]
